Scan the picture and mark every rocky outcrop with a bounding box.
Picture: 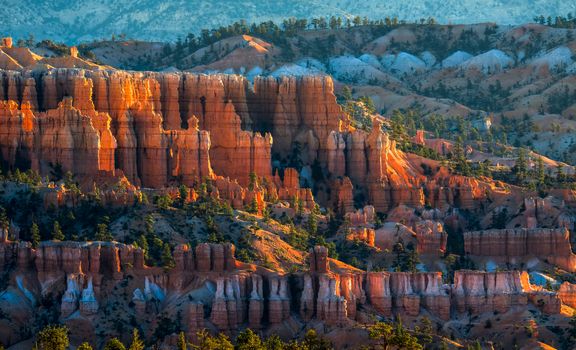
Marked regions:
[309,246,330,273]
[452,270,561,315]
[366,271,450,320]
[274,168,315,210]
[414,220,447,255]
[0,70,275,188]
[558,282,576,308]
[252,75,344,163]
[346,228,376,247]
[0,239,571,347]
[453,270,526,314]
[0,68,501,218]
[331,177,354,214]
[464,228,576,271]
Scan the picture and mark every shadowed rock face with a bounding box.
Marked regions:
[0,240,566,346]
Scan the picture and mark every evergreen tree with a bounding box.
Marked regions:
[190,330,233,350]
[104,338,126,350]
[161,243,175,269]
[557,164,566,182]
[536,156,546,187]
[136,234,149,260]
[248,172,258,191]
[78,343,94,350]
[452,136,471,176]
[128,329,145,350]
[177,331,187,350]
[0,207,9,234]
[35,325,69,350]
[301,329,332,350]
[341,86,353,102]
[31,222,41,248]
[95,216,113,241]
[513,148,528,183]
[307,212,318,236]
[178,185,189,207]
[51,221,65,241]
[235,329,265,350]
[263,335,284,350]
[246,197,259,214]
[155,194,173,209]
[369,319,423,350]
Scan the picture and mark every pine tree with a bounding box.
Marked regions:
[128,329,145,350]
[95,216,113,241]
[341,86,353,102]
[557,164,566,182]
[177,331,187,350]
[31,222,41,248]
[35,325,69,350]
[51,221,64,241]
[161,243,175,269]
[452,136,471,176]
[513,148,528,183]
[104,338,126,350]
[78,343,93,350]
[0,206,9,234]
[178,184,189,207]
[307,212,318,236]
[536,156,546,187]
[235,329,265,350]
[246,198,259,214]
[136,234,149,260]
[248,172,258,191]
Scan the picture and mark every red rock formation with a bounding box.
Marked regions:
[331,177,354,214]
[346,228,375,247]
[450,270,560,314]
[414,220,447,255]
[327,131,346,177]
[180,73,272,185]
[252,75,345,164]
[346,206,375,226]
[390,272,420,316]
[366,272,393,316]
[558,282,576,308]
[158,73,182,130]
[414,130,426,145]
[411,272,450,320]
[275,168,315,210]
[37,98,101,177]
[1,37,13,48]
[186,302,205,339]
[1,238,572,348]
[248,275,264,329]
[309,246,330,273]
[464,228,576,271]
[268,275,290,324]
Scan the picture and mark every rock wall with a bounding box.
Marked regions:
[0,67,502,216]
[558,282,576,308]
[0,69,275,187]
[0,240,570,347]
[453,270,561,314]
[464,228,576,272]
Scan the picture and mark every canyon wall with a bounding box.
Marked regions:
[0,67,501,214]
[464,228,576,272]
[0,240,567,346]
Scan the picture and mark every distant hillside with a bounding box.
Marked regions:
[1,0,575,43]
